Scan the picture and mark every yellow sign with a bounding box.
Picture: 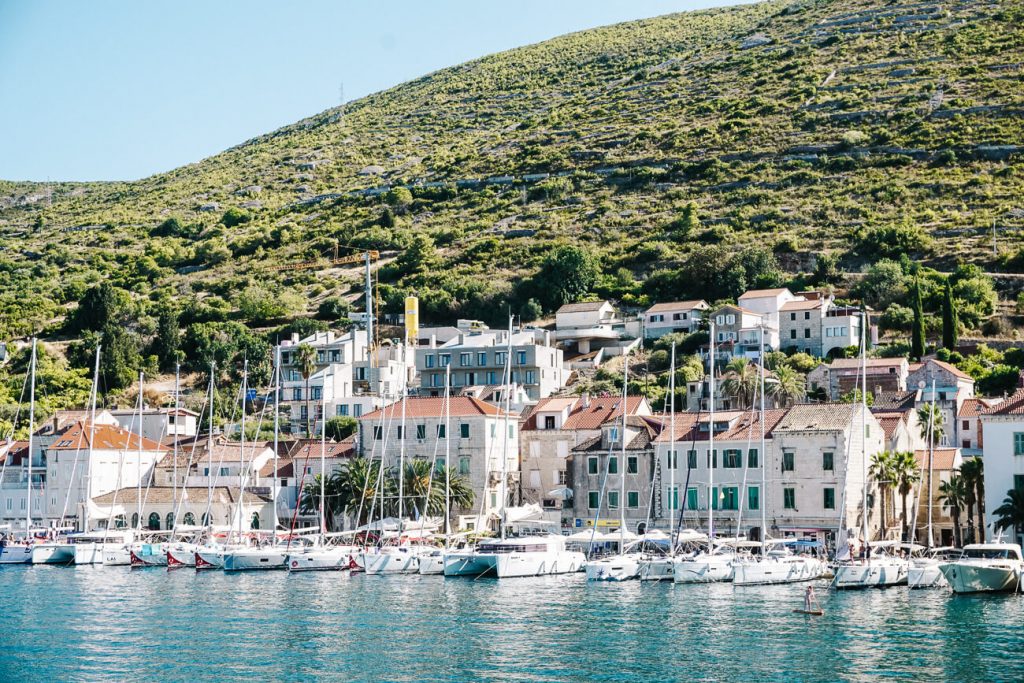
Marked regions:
[404,296,419,346]
[577,518,620,528]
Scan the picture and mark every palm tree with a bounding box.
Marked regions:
[960,457,985,543]
[869,451,895,539]
[330,457,391,525]
[917,403,945,446]
[295,343,317,438]
[398,460,475,520]
[720,357,758,410]
[300,473,342,531]
[890,450,921,541]
[993,489,1024,541]
[958,459,980,544]
[770,365,805,408]
[939,474,966,547]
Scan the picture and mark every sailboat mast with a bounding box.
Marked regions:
[860,314,869,557]
[83,345,100,532]
[136,371,143,530]
[172,363,180,529]
[500,316,513,540]
[272,347,280,544]
[759,326,767,544]
[207,363,215,527]
[239,360,247,541]
[398,367,407,537]
[25,339,37,536]
[926,378,936,547]
[620,352,628,547]
[320,367,329,536]
[668,342,676,550]
[444,363,451,541]
[708,322,716,545]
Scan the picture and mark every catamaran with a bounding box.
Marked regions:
[938,542,1023,594]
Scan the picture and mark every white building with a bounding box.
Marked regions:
[358,396,519,530]
[980,389,1024,546]
[415,327,567,401]
[108,407,199,443]
[643,300,709,340]
[554,301,641,366]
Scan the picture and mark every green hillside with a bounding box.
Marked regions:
[1,0,1023,347]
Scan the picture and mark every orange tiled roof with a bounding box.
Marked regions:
[913,448,960,471]
[360,396,509,421]
[49,421,167,452]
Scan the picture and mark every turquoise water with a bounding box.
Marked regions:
[0,567,1021,682]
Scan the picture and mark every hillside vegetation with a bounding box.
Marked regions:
[0,0,1023,408]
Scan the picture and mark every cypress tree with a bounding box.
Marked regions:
[911,277,926,360]
[942,279,959,350]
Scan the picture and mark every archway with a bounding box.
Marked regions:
[148,512,160,530]
[131,513,139,529]
[250,512,260,530]
[165,512,175,530]
[183,512,196,526]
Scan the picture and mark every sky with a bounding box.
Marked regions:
[0,0,752,182]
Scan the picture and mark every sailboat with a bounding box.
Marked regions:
[832,317,908,589]
[906,380,950,588]
[586,354,643,581]
[0,339,39,565]
[733,326,826,586]
[674,322,736,583]
[419,365,453,575]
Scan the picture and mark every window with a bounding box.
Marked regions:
[962,420,970,431]
[782,451,795,472]
[508,424,515,438]
[723,449,741,468]
[608,491,620,509]
[486,372,498,385]
[804,311,811,320]
[726,314,735,325]
[588,491,599,509]
[1015,475,1024,492]
[747,448,758,468]
[219,467,229,477]
[783,488,795,509]
[963,440,971,449]
[439,354,451,367]
[627,491,639,508]
[608,456,619,475]
[651,314,664,322]
[790,329,797,340]
[437,424,446,438]
[311,386,322,400]
[397,426,405,440]
[166,512,175,530]
[822,452,834,471]
[804,329,811,339]
[524,370,536,384]
[292,388,302,401]
[477,352,487,366]
[460,423,470,439]
[748,486,759,511]
[666,450,678,469]
[148,512,161,530]
[416,425,426,440]
[609,427,619,443]
[711,486,719,511]
[353,405,362,418]
[558,470,567,485]
[824,487,836,510]
[459,456,471,475]
[490,423,497,438]
[337,404,348,416]
[626,456,638,474]
[373,426,383,440]
[588,457,599,475]
[716,315,724,325]
[687,450,697,469]
[668,486,679,510]
[722,486,739,511]
[706,450,718,468]
[516,351,527,365]
[1014,432,1024,456]
[426,355,435,369]
[544,416,556,430]
[686,487,698,511]
[495,352,507,366]
[790,312,796,321]
[460,353,471,367]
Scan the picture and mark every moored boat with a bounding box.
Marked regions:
[938,543,1023,594]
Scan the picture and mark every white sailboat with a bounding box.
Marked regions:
[419,365,453,576]
[0,339,39,565]
[938,542,1023,594]
[172,364,218,568]
[833,319,908,589]
[733,326,826,586]
[586,355,642,581]
[906,380,949,588]
[674,322,735,584]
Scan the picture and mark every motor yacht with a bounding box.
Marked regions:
[938,542,1023,594]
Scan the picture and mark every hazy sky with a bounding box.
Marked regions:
[0,0,752,182]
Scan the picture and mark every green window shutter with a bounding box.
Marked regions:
[588,457,598,475]
[627,491,639,508]
[747,486,759,511]
[588,491,599,509]
[686,487,698,511]
[824,487,836,510]
[822,452,834,471]
[608,456,618,475]
[783,487,795,509]
[608,491,619,509]
[712,486,719,511]
[1015,433,1024,456]
[747,448,758,468]
[687,450,697,469]
[460,423,470,439]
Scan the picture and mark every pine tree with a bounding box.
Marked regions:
[911,277,926,360]
[942,279,959,350]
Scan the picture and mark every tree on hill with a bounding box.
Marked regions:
[942,279,959,350]
[152,305,181,373]
[68,283,134,334]
[911,277,926,361]
[325,416,358,442]
[533,245,598,311]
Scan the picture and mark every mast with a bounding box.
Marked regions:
[239,360,248,541]
[668,342,676,553]
[860,312,869,558]
[135,371,143,530]
[619,351,628,548]
[319,366,329,537]
[398,364,407,538]
[707,322,716,546]
[172,363,180,529]
[365,252,374,366]
[272,348,280,543]
[444,363,451,542]
[500,316,513,540]
[83,345,100,532]
[758,326,767,545]
[206,362,215,527]
[926,378,936,547]
[25,339,37,536]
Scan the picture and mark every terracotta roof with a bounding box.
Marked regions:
[872,412,907,441]
[258,457,295,478]
[92,486,271,506]
[872,391,918,411]
[739,288,791,298]
[653,409,787,443]
[48,421,167,452]
[0,440,29,466]
[646,300,708,313]
[287,437,356,461]
[984,389,1024,416]
[533,397,579,413]
[189,438,275,464]
[556,301,610,314]
[829,358,907,370]
[360,396,510,421]
[712,304,762,316]
[913,448,960,471]
[572,417,661,452]
[780,299,823,311]
[773,403,863,432]
[959,397,1000,418]
[561,396,647,430]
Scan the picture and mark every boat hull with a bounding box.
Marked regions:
[74,542,104,565]
[195,548,225,570]
[638,557,674,581]
[673,556,734,583]
[0,544,33,564]
[908,562,947,589]
[733,558,826,586]
[832,560,908,589]
[223,548,288,572]
[130,543,168,567]
[103,545,132,566]
[166,544,198,568]
[442,551,491,577]
[287,547,353,572]
[361,548,424,575]
[417,551,445,575]
[585,555,641,581]
[30,543,76,565]
[489,550,585,578]
[939,562,1021,594]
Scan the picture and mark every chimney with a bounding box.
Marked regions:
[874,385,882,397]
[430,334,437,349]
[544,330,551,347]
[291,333,299,344]
[582,392,591,408]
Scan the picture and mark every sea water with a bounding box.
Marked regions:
[0,567,1021,682]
